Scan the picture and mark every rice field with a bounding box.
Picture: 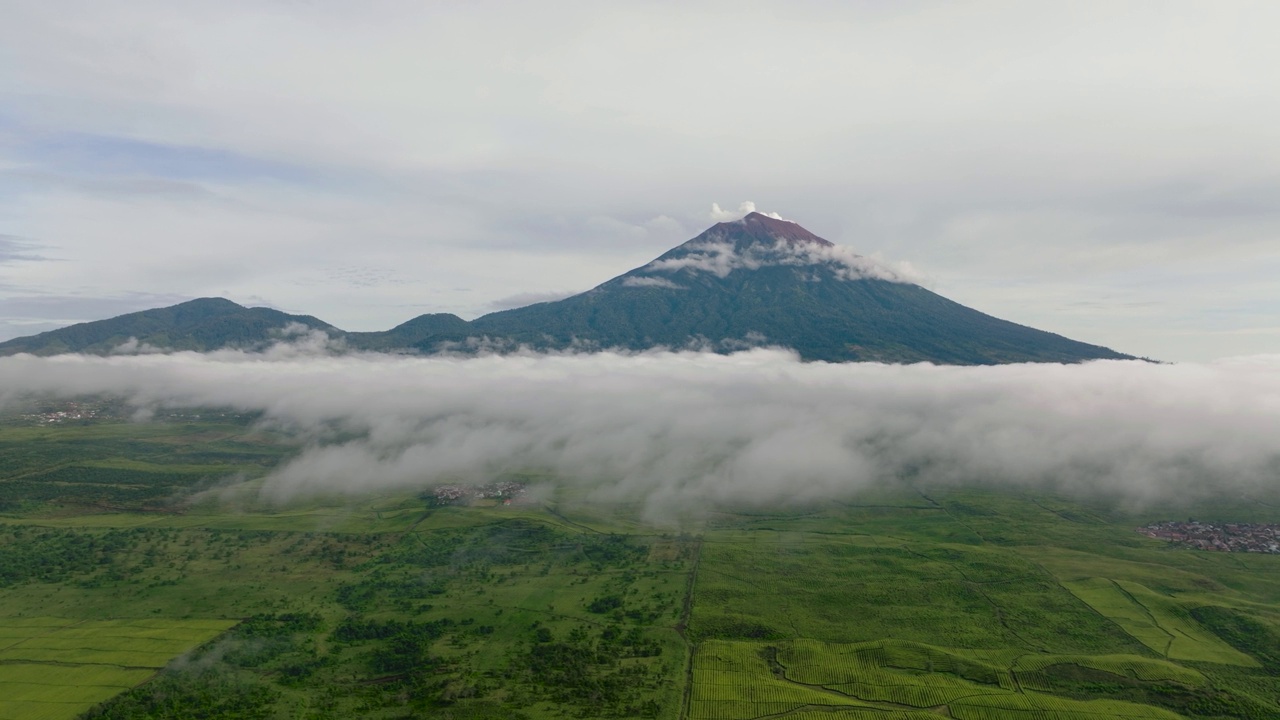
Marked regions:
[0,616,235,720]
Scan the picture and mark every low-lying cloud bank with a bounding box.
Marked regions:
[2,345,1278,520]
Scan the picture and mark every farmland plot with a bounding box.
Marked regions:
[0,617,234,720]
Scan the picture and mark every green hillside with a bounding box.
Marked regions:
[472,264,1127,364]
[0,298,336,356]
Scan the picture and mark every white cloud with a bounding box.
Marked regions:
[646,241,754,278]
[620,276,683,289]
[709,201,784,222]
[110,337,165,355]
[643,238,919,284]
[2,344,1279,522]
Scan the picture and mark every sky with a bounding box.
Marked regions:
[2,1,1279,361]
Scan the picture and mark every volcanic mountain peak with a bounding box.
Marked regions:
[636,212,898,283]
[702,211,834,248]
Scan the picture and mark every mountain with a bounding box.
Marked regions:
[0,213,1133,363]
[466,213,1131,363]
[0,297,336,356]
[343,313,471,351]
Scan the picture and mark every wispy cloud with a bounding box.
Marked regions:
[485,290,580,312]
[0,234,55,263]
[13,130,312,184]
[620,276,683,289]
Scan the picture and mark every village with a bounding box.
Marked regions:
[19,401,102,425]
[1139,520,1280,554]
[428,480,529,506]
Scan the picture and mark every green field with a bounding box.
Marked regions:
[1,405,1280,718]
[1060,578,1256,665]
[0,617,235,720]
[689,638,1190,720]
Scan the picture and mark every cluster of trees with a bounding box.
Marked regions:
[81,668,278,720]
[74,518,677,718]
[0,525,147,586]
[331,615,455,677]
[581,534,649,569]
[0,525,310,589]
[588,592,667,624]
[83,612,324,719]
[514,623,663,717]
[332,615,452,643]
[335,570,446,612]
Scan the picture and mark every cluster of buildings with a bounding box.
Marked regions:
[1139,520,1280,554]
[429,481,528,506]
[21,403,101,424]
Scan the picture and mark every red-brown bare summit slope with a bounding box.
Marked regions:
[686,211,834,248]
[708,212,834,247]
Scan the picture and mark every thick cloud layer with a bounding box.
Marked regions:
[2,345,1278,520]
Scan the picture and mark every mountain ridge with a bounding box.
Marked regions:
[0,213,1134,364]
[0,298,338,356]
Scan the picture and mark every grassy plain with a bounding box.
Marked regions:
[1,403,1279,718]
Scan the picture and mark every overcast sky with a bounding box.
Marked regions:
[2,1,1278,361]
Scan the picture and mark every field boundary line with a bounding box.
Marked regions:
[1110,580,1174,658]
[0,619,86,654]
[766,647,967,715]
[899,543,1042,652]
[916,489,988,544]
[678,536,702,720]
[0,658,158,671]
